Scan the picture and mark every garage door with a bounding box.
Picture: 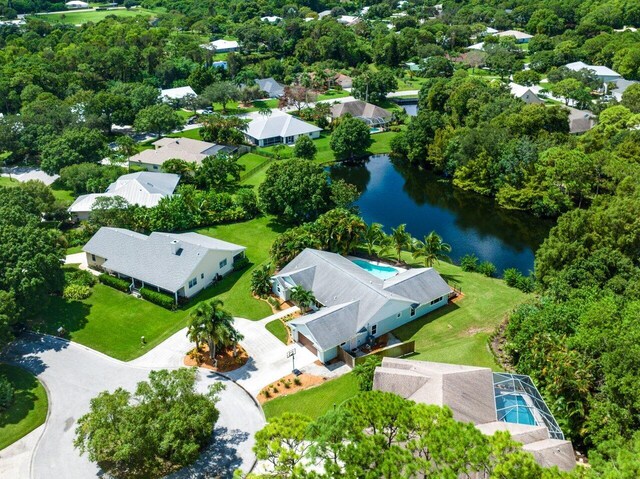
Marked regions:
[298,333,318,356]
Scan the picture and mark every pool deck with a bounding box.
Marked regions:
[347,256,407,273]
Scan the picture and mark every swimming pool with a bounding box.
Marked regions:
[496,394,537,426]
[352,259,399,279]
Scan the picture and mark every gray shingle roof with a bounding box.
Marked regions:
[274,249,451,349]
[290,301,360,350]
[330,100,392,120]
[83,227,245,292]
[255,78,285,98]
[243,111,322,141]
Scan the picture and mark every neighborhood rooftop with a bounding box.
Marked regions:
[242,110,322,142]
[128,137,236,168]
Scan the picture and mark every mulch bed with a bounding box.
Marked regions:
[258,372,328,404]
[184,343,249,373]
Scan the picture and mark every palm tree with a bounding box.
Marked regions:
[360,222,386,257]
[186,299,240,365]
[290,286,316,313]
[412,231,452,267]
[251,263,273,297]
[390,224,413,263]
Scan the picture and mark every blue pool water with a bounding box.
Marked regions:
[352,259,399,279]
[496,394,537,426]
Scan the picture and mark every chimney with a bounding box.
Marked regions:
[170,240,182,255]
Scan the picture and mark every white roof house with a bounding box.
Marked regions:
[337,15,361,26]
[374,358,576,472]
[261,15,282,23]
[565,61,622,84]
[612,78,639,101]
[495,29,533,42]
[68,172,179,220]
[509,83,544,104]
[65,1,89,8]
[272,249,452,363]
[128,137,237,171]
[84,227,245,301]
[467,41,485,50]
[201,39,240,53]
[242,110,322,147]
[160,86,196,102]
[12,170,60,186]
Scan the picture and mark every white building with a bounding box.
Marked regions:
[160,86,196,102]
[242,110,322,147]
[261,16,282,23]
[65,1,89,8]
[68,172,179,220]
[565,61,622,84]
[509,83,544,104]
[200,39,240,53]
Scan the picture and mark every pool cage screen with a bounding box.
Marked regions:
[493,372,565,440]
[356,116,389,128]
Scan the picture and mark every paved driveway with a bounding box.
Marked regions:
[0,335,264,479]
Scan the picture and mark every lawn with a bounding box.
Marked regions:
[0,176,18,187]
[169,128,202,140]
[0,177,74,205]
[238,153,272,176]
[266,319,289,344]
[260,255,529,419]
[37,217,283,361]
[262,372,358,420]
[36,7,158,24]
[316,89,351,101]
[0,364,48,450]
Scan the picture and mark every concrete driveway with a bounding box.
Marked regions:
[0,335,264,479]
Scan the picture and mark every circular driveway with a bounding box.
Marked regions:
[1,334,264,479]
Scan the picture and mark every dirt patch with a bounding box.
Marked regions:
[258,373,328,403]
[465,327,491,335]
[490,317,514,371]
[450,292,465,303]
[184,343,249,373]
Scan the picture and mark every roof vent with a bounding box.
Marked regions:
[170,239,183,256]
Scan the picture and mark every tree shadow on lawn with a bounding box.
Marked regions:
[0,365,41,427]
[392,302,461,342]
[33,297,91,338]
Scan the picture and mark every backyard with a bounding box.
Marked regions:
[0,177,74,205]
[34,7,160,24]
[38,216,283,361]
[260,254,529,419]
[0,364,48,450]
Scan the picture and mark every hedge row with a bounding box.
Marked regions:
[139,288,176,311]
[98,273,130,292]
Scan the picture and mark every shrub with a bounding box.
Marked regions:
[63,284,92,300]
[0,376,14,411]
[478,261,497,277]
[503,268,522,287]
[460,254,479,272]
[352,355,383,391]
[65,268,97,288]
[267,296,281,310]
[272,386,279,393]
[98,273,130,292]
[283,379,291,389]
[262,389,271,398]
[293,377,302,386]
[515,275,535,293]
[139,288,176,310]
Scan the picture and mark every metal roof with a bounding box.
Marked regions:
[243,111,322,141]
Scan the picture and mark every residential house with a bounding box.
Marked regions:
[212,60,228,70]
[84,227,246,302]
[242,110,322,147]
[495,29,533,43]
[333,73,353,89]
[337,15,361,26]
[566,107,596,134]
[10,170,59,186]
[317,10,332,19]
[201,39,240,53]
[254,78,285,99]
[330,100,393,127]
[68,172,179,220]
[611,78,639,101]
[160,86,196,102]
[261,16,282,23]
[565,61,622,85]
[271,249,452,363]
[128,137,240,171]
[509,83,544,104]
[374,358,576,472]
[65,1,89,8]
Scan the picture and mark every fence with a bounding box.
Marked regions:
[240,157,274,181]
[338,340,416,368]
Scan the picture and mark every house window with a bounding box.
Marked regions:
[371,325,377,335]
[188,277,198,288]
[91,254,96,261]
[410,306,416,317]
[201,273,204,279]
[286,135,295,144]
[219,259,228,269]
[430,296,442,305]
[153,165,158,170]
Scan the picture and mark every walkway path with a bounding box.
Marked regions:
[0,335,264,479]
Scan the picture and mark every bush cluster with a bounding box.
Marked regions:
[63,284,92,300]
[0,376,14,411]
[98,273,130,292]
[65,268,97,288]
[502,268,536,293]
[459,254,497,277]
[139,288,176,311]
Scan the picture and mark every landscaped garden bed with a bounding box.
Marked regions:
[258,373,328,404]
[184,344,249,373]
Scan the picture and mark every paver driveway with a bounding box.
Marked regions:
[0,334,264,479]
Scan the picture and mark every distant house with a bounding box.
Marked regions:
[611,78,639,101]
[242,110,322,147]
[317,10,332,18]
[495,29,533,43]
[566,107,596,134]
[334,73,353,89]
[65,0,89,8]
[272,249,452,363]
[10,170,59,186]
[330,100,393,127]
[68,172,180,220]
[212,60,228,70]
[201,39,240,53]
[405,62,422,72]
[565,61,622,84]
[467,41,485,51]
[254,78,285,99]
[261,15,282,23]
[337,15,361,26]
[509,83,544,104]
[128,137,241,171]
[84,227,246,302]
[374,358,576,472]
[160,86,196,102]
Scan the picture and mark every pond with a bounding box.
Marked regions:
[330,155,554,274]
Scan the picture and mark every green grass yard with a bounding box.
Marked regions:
[36,7,159,24]
[0,176,74,205]
[266,319,289,344]
[262,372,358,420]
[0,364,48,450]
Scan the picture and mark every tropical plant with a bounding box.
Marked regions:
[412,231,452,267]
[290,286,316,312]
[390,224,413,263]
[251,263,273,297]
[186,299,242,363]
[460,254,479,272]
[360,223,386,257]
[314,208,367,255]
[0,375,14,411]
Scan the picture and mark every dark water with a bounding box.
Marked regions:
[330,155,554,274]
